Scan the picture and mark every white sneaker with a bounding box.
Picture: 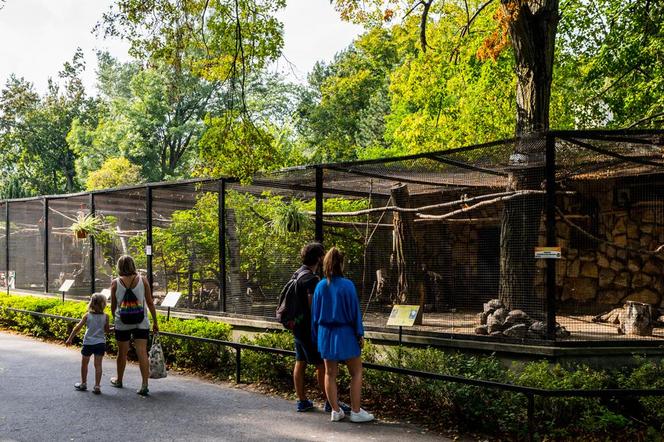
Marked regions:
[331,409,345,422]
[350,408,374,423]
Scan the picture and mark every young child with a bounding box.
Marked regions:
[66,294,111,394]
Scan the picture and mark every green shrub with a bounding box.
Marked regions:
[624,357,664,433]
[513,361,631,438]
[239,331,294,386]
[159,317,232,374]
[0,294,61,336]
[43,303,90,340]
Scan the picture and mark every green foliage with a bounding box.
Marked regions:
[239,331,294,386]
[624,357,664,432]
[70,212,104,238]
[0,295,61,336]
[0,50,98,196]
[513,361,630,437]
[159,317,232,374]
[69,55,214,182]
[0,293,230,375]
[85,157,144,190]
[271,201,311,235]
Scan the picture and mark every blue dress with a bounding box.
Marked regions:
[311,276,364,361]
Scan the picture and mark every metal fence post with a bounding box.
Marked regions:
[545,133,557,341]
[146,186,153,290]
[235,346,241,384]
[527,393,535,442]
[315,166,324,244]
[43,198,49,293]
[90,193,96,294]
[219,179,227,312]
[5,202,8,295]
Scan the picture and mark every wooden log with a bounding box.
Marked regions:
[391,183,424,324]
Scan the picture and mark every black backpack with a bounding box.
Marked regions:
[118,276,145,325]
[276,268,311,330]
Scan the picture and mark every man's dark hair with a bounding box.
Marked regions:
[300,242,325,266]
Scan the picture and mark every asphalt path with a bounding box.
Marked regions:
[0,332,446,442]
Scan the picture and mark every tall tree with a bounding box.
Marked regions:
[98,0,286,178]
[69,54,219,182]
[0,50,97,195]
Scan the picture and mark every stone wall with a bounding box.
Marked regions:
[538,178,664,313]
[396,177,663,314]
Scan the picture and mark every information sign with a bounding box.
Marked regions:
[58,279,75,293]
[534,246,562,259]
[387,305,420,327]
[161,292,182,308]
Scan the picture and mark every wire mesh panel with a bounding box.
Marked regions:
[47,196,91,296]
[554,132,664,341]
[93,189,147,290]
[8,200,45,291]
[151,182,220,310]
[224,173,317,317]
[320,140,549,340]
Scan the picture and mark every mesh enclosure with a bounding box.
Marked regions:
[225,174,317,317]
[93,189,147,291]
[8,200,45,291]
[554,132,664,341]
[47,196,92,296]
[322,140,548,339]
[2,131,663,345]
[151,182,220,310]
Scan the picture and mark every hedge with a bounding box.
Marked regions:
[1,293,664,440]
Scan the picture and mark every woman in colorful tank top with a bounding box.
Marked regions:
[110,255,159,396]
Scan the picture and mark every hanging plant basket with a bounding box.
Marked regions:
[70,213,102,240]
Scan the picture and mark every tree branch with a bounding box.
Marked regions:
[417,190,548,220]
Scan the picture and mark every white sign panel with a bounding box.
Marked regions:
[161,292,182,308]
[58,279,75,293]
[145,245,153,256]
[101,288,112,300]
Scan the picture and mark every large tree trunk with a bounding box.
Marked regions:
[391,183,425,324]
[498,0,559,312]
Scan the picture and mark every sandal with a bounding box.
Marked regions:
[74,382,87,391]
[110,378,123,388]
[137,385,149,396]
[93,386,101,395]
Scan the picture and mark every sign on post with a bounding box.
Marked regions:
[387,304,420,366]
[58,279,75,303]
[161,291,182,321]
[387,304,420,327]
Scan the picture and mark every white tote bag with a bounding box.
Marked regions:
[149,332,167,379]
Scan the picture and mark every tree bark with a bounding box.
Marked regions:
[498,0,559,312]
[391,183,425,324]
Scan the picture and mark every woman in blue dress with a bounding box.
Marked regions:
[311,247,374,423]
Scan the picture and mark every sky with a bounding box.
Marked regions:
[0,0,364,95]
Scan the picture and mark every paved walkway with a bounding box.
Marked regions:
[0,332,445,442]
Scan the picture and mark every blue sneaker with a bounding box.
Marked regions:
[325,400,352,413]
[297,399,314,412]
